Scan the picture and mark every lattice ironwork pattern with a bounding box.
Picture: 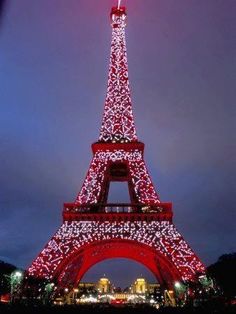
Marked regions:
[99,8,137,143]
[28,220,205,282]
[75,149,160,206]
[27,6,206,286]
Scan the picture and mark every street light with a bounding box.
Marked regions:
[10,270,23,303]
[14,271,22,278]
[174,281,187,306]
[43,282,56,305]
[174,281,181,289]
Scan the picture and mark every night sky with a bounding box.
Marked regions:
[0,0,235,288]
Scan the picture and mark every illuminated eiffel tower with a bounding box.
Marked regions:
[28,3,205,288]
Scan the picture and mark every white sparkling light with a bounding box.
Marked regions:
[28,220,205,281]
[75,149,160,205]
[27,5,205,287]
[174,281,181,289]
[99,7,137,143]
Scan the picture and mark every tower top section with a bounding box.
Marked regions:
[98,5,137,143]
[110,7,127,28]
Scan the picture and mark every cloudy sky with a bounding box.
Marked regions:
[0,0,235,288]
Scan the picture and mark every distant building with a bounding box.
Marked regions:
[131,277,148,294]
[148,283,161,294]
[77,276,160,296]
[61,276,170,306]
[77,282,96,294]
[97,276,112,293]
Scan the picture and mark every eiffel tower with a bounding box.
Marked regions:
[28,4,205,289]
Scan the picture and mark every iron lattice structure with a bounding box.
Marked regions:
[28,6,205,288]
[99,7,137,143]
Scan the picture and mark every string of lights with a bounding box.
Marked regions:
[75,149,160,206]
[99,6,137,143]
[28,220,205,282]
[27,5,205,287]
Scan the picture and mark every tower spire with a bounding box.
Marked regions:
[99,6,138,143]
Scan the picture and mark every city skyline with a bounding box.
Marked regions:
[0,0,235,288]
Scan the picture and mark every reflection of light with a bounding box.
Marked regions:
[79,296,98,303]
[54,301,62,305]
[99,294,115,300]
[127,294,146,301]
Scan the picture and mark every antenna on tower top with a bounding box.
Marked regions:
[118,0,122,9]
